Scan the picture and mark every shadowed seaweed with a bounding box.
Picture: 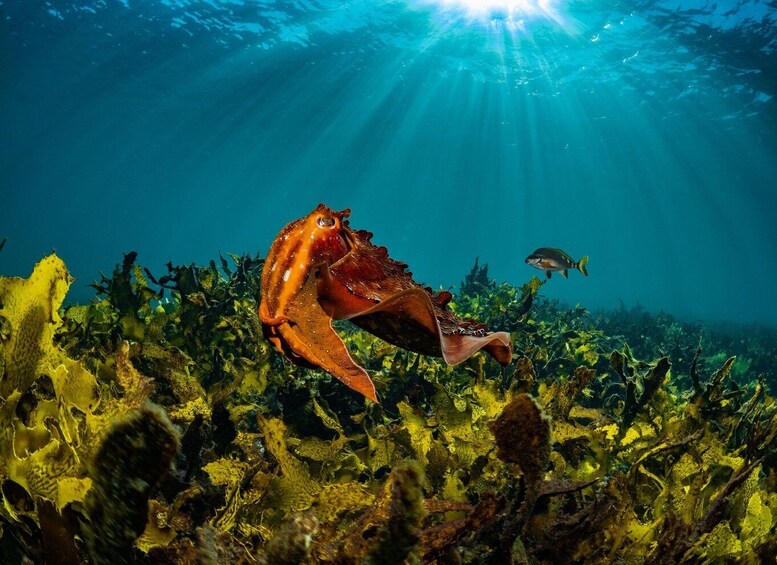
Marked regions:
[82,404,180,564]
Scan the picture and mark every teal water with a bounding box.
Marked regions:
[2,0,775,325]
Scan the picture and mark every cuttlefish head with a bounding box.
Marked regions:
[261,204,352,310]
[260,203,379,403]
[303,203,352,264]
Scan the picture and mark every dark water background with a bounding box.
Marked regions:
[2,0,776,325]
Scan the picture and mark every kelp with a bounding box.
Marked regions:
[1,254,776,563]
[453,261,543,331]
[0,256,179,560]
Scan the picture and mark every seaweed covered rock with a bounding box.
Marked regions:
[82,403,179,564]
[490,394,551,484]
[489,394,551,558]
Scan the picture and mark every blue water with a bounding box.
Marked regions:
[2,0,776,325]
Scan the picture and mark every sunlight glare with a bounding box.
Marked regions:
[429,0,566,27]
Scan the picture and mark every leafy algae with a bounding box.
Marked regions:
[0,254,775,563]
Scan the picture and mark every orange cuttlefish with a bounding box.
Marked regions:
[259,204,513,403]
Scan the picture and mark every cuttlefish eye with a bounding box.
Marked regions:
[317,216,336,228]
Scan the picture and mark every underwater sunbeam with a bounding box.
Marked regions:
[422,0,566,26]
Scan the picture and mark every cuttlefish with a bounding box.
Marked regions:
[259,204,513,402]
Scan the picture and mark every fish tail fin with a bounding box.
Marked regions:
[577,256,589,277]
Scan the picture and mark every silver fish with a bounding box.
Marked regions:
[525,248,589,279]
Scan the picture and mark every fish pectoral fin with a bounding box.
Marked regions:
[561,269,569,279]
[546,271,552,279]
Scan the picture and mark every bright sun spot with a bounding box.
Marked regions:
[429,0,565,26]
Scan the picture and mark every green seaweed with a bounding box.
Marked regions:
[1,254,776,564]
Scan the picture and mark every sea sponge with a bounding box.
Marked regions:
[489,394,551,484]
[82,403,180,564]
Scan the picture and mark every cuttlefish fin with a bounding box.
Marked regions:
[440,331,513,366]
[275,275,378,403]
[336,285,511,367]
[338,287,438,330]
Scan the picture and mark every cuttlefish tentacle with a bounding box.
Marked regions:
[270,272,377,402]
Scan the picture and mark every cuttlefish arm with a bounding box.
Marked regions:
[260,268,378,403]
[320,271,512,366]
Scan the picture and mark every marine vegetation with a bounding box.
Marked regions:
[1,252,776,563]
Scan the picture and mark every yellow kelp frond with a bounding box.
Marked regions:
[0,254,74,396]
[259,416,321,514]
[0,254,102,514]
[50,360,100,416]
[2,386,80,501]
[83,341,154,460]
[314,483,374,523]
[203,458,250,487]
[543,365,597,420]
[397,401,434,468]
[135,499,177,553]
[317,460,426,564]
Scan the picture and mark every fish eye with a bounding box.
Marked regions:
[317,216,336,228]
